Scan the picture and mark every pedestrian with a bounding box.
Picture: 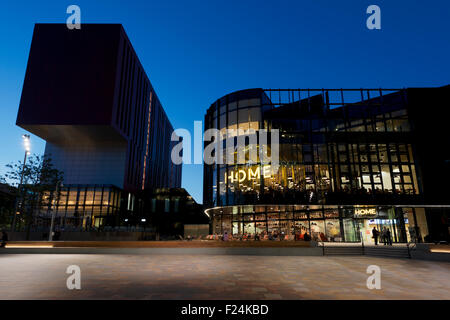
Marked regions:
[372,227,380,245]
[303,232,311,241]
[386,228,392,245]
[382,227,388,245]
[1,231,8,248]
[223,231,229,241]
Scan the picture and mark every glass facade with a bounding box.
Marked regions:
[26,186,206,235]
[204,89,420,207]
[203,88,435,242]
[207,204,429,244]
[34,185,127,231]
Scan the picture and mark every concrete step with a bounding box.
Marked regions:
[323,247,364,255]
[365,247,410,258]
[322,246,410,258]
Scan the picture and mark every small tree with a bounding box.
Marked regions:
[2,154,64,237]
[0,176,15,229]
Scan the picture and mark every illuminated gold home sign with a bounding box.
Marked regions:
[354,207,377,217]
[225,165,272,183]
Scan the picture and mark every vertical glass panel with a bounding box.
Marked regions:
[229,110,237,126]
[411,165,419,194]
[57,190,68,208]
[212,169,217,206]
[381,165,392,191]
[232,222,241,236]
[222,214,232,234]
[105,189,112,206]
[248,107,261,123]
[93,189,102,205]
[294,220,309,240]
[326,219,341,241]
[220,103,226,115]
[238,108,249,124]
[255,221,267,236]
[220,114,226,129]
[310,220,325,241]
[343,219,359,242]
[67,189,78,206]
[375,121,385,132]
[385,119,393,131]
[164,199,170,212]
[378,144,388,163]
[267,219,279,234]
[219,167,226,205]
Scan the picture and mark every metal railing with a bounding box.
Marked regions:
[317,239,325,255]
[406,241,417,259]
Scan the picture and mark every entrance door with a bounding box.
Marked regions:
[358,219,400,244]
[358,220,374,244]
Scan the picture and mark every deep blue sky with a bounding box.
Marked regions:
[0,0,449,203]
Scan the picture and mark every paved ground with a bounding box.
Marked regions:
[0,254,449,300]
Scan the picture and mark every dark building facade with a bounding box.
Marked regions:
[144,188,209,238]
[15,24,182,231]
[203,86,450,243]
[17,23,181,193]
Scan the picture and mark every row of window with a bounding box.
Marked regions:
[211,98,261,118]
[39,187,123,221]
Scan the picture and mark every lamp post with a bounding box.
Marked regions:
[49,181,63,241]
[11,134,31,232]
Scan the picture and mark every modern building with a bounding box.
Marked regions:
[144,188,209,238]
[203,86,450,243]
[15,24,182,231]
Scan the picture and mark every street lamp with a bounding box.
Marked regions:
[49,181,63,241]
[11,134,31,232]
[23,134,30,154]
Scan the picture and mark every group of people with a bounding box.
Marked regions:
[221,230,313,242]
[371,227,393,245]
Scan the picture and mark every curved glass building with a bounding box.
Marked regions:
[203,87,450,243]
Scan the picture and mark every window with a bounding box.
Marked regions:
[164,199,170,213]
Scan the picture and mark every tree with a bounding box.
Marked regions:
[1,154,64,238]
[0,177,15,230]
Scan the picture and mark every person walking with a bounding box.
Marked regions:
[382,227,388,245]
[372,227,380,245]
[386,228,393,245]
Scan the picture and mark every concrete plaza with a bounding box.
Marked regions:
[0,254,449,300]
